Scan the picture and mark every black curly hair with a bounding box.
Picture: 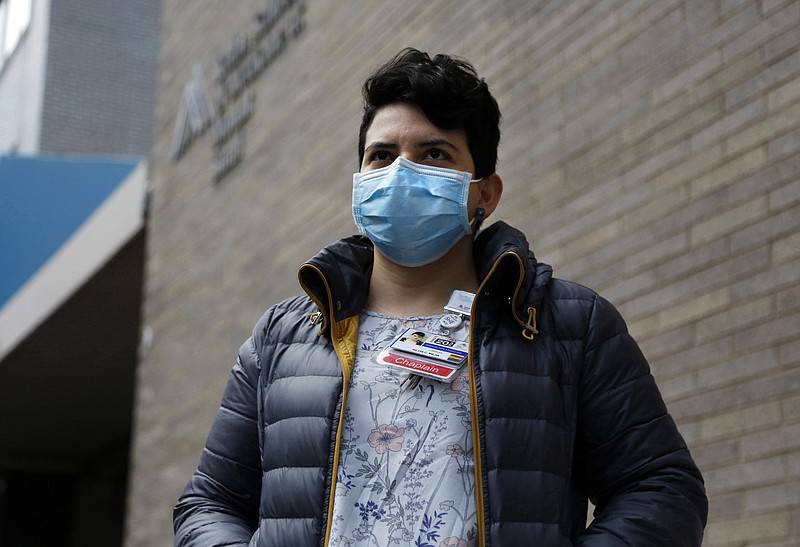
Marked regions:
[358,48,501,179]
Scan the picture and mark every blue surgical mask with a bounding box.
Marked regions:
[352,157,479,267]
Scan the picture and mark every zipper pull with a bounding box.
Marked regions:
[522,307,538,341]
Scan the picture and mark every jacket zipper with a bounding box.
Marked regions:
[298,264,358,547]
[469,251,527,546]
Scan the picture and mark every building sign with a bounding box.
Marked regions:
[169,66,214,160]
[169,0,306,182]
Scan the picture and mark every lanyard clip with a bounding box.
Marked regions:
[444,289,475,317]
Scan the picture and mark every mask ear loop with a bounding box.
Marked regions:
[471,173,487,232]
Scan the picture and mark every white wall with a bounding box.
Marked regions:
[0,0,50,154]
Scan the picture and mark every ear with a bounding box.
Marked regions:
[476,173,503,218]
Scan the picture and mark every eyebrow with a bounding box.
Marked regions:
[364,139,460,152]
[417,139,459,151]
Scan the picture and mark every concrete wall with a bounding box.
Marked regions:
[39,0,161,155]
[0,0,160,157]
[128,1,800,545]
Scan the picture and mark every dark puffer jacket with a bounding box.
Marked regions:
[174,221,707,546]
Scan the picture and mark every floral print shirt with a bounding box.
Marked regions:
[329,310,476,547]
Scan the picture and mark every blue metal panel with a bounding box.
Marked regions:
[0,155,139,308]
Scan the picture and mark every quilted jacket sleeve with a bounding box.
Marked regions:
[575,295,708,546]
[173,335,263,547]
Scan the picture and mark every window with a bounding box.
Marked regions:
[0,0,32,71]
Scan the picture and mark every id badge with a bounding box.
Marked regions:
[377,347,463,382]
[380,328,468,382]
[389,328,468,365]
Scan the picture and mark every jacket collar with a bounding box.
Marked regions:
[299,222,552,327]
[473,221,553,323]
[298,234,373,326]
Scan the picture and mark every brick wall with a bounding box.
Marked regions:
[128,1,800,545]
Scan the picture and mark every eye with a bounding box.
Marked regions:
[424,148,449,161]
[367,149,393,165]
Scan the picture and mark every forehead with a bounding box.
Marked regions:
[365,103,468,148]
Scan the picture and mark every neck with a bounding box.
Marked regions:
[366,236,478,317]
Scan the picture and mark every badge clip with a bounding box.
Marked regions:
[444,289,475,318]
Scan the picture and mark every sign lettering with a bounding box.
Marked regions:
[170,0,306,183]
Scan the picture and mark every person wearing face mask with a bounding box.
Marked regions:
[174,48,708,547]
